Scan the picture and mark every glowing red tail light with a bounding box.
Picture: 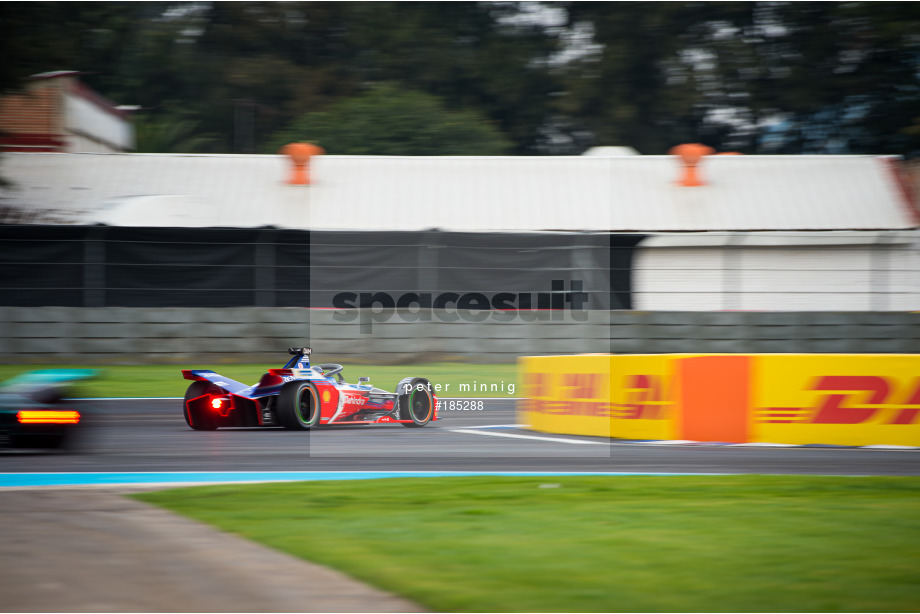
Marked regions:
[208,396,233,416]
[17,410,81,425]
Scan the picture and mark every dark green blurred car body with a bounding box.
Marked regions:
[0,370,96,450]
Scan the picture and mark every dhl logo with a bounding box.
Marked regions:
[759,376,920,425]
[524,372,608,416]
[612,374,669,420]
[527,372,920,426]
[524,372,670,420]
[526,372,601,399]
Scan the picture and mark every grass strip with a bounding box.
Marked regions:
[135,475,920,613]
[0,363,519,399]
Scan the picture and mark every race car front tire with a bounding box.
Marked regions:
[183,381,219,431]
[398,377,434,427]
[277,381,321,430]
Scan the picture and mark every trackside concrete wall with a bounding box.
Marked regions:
[0,308,918,365]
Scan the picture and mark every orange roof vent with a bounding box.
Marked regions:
[280,142,325,185]
[669,143,715,187]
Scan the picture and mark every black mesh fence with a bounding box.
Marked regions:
[0,226,642,309]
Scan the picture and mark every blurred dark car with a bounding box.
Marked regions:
[0,369,97,450]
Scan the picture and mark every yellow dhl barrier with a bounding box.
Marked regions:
[520,354,613,438]
[520,354,680,441]
[753,354,920,447]
[518,354,920,446]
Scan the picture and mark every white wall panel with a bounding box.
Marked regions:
[64,93,133,151]
[633,240,919,311]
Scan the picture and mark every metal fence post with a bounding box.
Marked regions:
[255,229,276,307]
[83,226,106,308]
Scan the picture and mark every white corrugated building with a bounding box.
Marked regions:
[0,150,917,310]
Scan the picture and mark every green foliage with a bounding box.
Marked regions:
[554,2,920,156]
[133,113,215,153]
[137,475,920,612]
[268,84,512,155]
[337,2,562,154]
[686,2,920,155]
[1,2,919,157]
[0,2,154,95]
[558,2,715,155]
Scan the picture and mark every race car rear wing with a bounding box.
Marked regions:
[181,370,251,396]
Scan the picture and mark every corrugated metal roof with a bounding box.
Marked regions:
[0,152,310,228]
[0,152,915,231]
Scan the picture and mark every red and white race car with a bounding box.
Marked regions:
[181,347,437,430]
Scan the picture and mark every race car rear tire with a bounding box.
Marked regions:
[398,377,434,427]
[10,433,66,449]
[183,381,219,431]
[277,381,321,430]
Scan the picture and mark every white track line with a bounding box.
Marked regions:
[730,442,801,448]
[457,424,529,429]
[636,440,698,445]
[449,428,608,445]
[76,397,183,401]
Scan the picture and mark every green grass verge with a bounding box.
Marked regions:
[134,475,920,613]
[0,363,520,398]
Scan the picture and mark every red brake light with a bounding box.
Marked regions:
[208,397,233,416]
[17,410,81,425]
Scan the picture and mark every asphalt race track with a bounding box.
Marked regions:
[1,398,918,476]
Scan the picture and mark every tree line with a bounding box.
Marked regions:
[2,1,919,157]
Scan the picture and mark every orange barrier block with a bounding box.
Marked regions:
[676,355,752,443]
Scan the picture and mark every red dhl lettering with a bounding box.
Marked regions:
[525,398,612,417]
[559,373,603,399]
[524,372,551,398]
[811,376,888,424]
[759,376,920,425]
[525,373,669,420]
[615,374,669,420]
[524,372,607,400]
